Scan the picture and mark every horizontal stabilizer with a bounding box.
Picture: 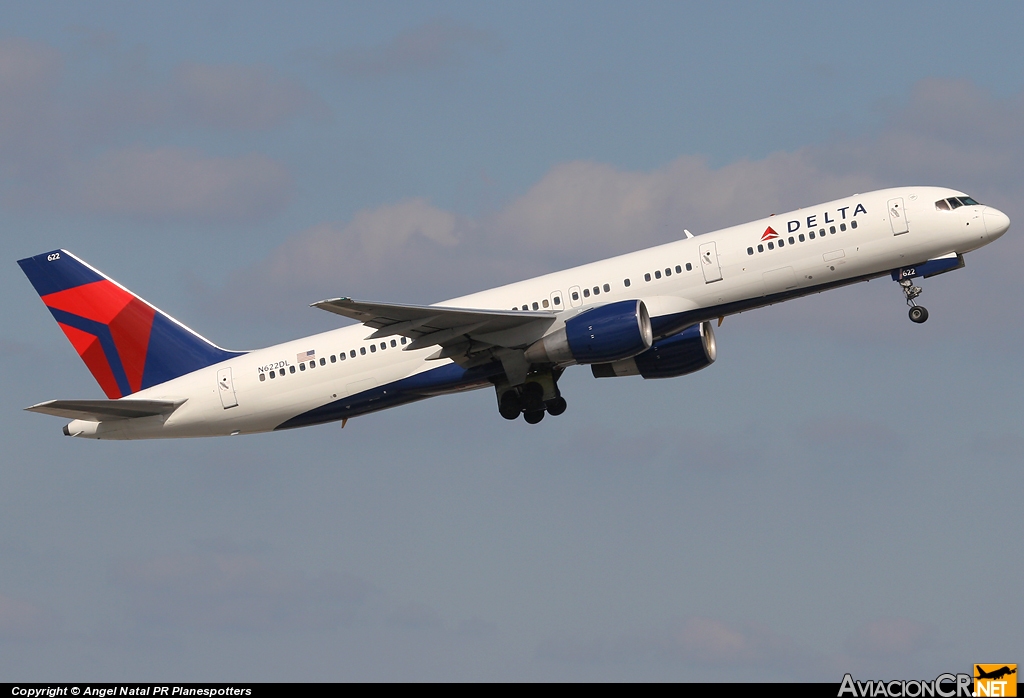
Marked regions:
[25,398,186,421]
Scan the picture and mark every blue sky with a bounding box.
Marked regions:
[1,1,1022,681]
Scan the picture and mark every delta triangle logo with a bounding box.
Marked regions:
[761,226,779,242]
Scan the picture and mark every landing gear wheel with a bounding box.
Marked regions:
[498,390,522,420]
[909,306,929,324]
[545,397,567,416]
[523,409,545,425]
[521,381,545,411]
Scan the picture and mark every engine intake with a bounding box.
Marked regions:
[525,300,653,365]
[591,321,716,379]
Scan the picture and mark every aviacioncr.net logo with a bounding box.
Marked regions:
[838,673,973,697]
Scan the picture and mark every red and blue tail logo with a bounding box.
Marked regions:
[18,250,242,398]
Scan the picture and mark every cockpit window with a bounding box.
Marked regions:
[937,196,981,210]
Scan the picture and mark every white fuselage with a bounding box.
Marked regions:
[68,187,1008,439]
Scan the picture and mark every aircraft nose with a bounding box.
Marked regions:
[984,207,1010,238]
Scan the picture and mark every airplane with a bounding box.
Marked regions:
[17,186,1009,439]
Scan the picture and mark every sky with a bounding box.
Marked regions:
[1,0,1022,682]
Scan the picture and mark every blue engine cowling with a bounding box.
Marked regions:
[591,321,716,379]
[524,300,653,365]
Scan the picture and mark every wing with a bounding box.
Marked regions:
[311,298,556,357]
[25,398,186,421]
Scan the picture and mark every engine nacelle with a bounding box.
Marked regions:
[591,321,716,379]
[524,300,653,365]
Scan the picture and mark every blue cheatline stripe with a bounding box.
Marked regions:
[275,361,504,430]
[17,250,104,297]
[47,308,132,397]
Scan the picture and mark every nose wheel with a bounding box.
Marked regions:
[899,278,929,324]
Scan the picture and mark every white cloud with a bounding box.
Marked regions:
[328,18,498,78]
[146,62,328,131]
[207,78,1024,342]
[0,592,57,642]
[115,552,372,633]
[7,146,292,223]
[845,618,936,659]
[538,616,814,677]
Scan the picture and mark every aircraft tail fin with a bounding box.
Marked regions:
[18,249,242,398]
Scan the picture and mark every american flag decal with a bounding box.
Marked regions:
[296,350,315,363]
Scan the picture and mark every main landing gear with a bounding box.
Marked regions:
[495,370,566,424]
[899,278,929,324]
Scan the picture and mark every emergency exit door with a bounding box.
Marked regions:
[888,197,909,235]
[699,241,723,283]
[217,367,238,409]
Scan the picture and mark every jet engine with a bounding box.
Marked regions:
[524,299,653,365]
[591,321,716,379]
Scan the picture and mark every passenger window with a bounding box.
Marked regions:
[583,288,590,297]
[819,228,825,237]
[840,223,847,231]
[685,263,692,271]
[269,371,275,379]
[935,199,950,211]
[665,268,671,276]
[320,358,326,366]
[655,270,662,279]
[542,299,549,308]
[350,349,357,358]
[788,237,794,244]
[401,337,407,345]
[850,220,858,229]
[340,353,346,360]
[798,234,805,242]
[768,242,774,250]
[380,342,385,350]
[592,287,599,295]
[260,373,266,381]
[391,339,397,347]
[623,279,630,287]
[289,366,296,374]
[370,344,376,353]
[644,273,651,282]
[572,291,579,300]
[532,302,539,310]
[300,364,306,371]
[778,239,785,247]
[554,296,561,305]
[330,355,336,363]
[675,265,682,273]
[603,283,610,292]
[360,347,366,355]
[830,226,836,234]
[809,231,815,239]
[521,305,528,311]
[747,247,754,255]
[757,244,764,253]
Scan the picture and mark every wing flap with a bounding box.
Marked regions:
[311,298,556,350]
[26,398,186,421]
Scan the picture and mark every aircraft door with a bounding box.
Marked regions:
[550,290,564,312]
[568,285,583,307]
[888,197,909,235]
[217,367,238,409]
[699,242,723,283]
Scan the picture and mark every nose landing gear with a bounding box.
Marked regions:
[899,278,929,324]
